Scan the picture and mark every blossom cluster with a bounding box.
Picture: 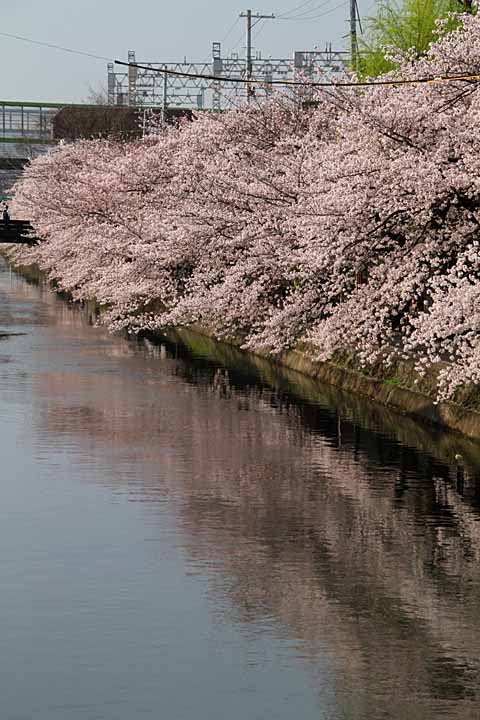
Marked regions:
[11,12,480,399]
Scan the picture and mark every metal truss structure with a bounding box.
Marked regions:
[0,101,57,143]
[107,43,350,111]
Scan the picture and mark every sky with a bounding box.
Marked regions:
[1,0,376,103]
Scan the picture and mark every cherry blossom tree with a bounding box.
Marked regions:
[11,8,480,399]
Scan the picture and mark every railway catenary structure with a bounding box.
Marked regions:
[107,43,350,111]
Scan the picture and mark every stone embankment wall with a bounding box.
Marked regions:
[164,326,480,445]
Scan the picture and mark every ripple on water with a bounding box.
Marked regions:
[0,259,479,720]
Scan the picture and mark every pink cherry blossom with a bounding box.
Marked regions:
[11,10,480,400]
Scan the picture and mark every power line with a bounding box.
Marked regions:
[277,1,346,22]
[278,0,337,20]
[239,10,276,102]
[252,18,269,44]
[0,30,112,61]
[220,17,242,45]
[355,0,363,35]
[276,0,318,18]
[225,28,248,57]
[114,59,480,88]
[201,16,241,63]
[222,2,341,67]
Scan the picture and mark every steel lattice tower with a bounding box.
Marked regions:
[107,43,349,111]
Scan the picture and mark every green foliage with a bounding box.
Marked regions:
[357,0,475,78]
[383,376,402,386]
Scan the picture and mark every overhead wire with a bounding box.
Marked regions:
[275,0,318,18]
[114,59,480,88]
[0,30,112,61]
[214,83,245,109]
[200,16,241,63]
[5,21,478,102]
[355,0,363,35]
[277,1,347,22]
[219,17,242,45]
[252,18,269,46]
[225,29,246,57]
[278,0,339,20]
[226,16,269,57]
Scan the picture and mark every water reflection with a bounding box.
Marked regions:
[1,258,480,719]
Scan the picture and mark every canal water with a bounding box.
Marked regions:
[0,257,480,720]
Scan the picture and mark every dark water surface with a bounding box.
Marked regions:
[1,258,480,720]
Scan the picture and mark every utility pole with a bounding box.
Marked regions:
[162,65,168,122]
[350,0,363,72]
[350,0,358,71]
[239,9,275,102]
